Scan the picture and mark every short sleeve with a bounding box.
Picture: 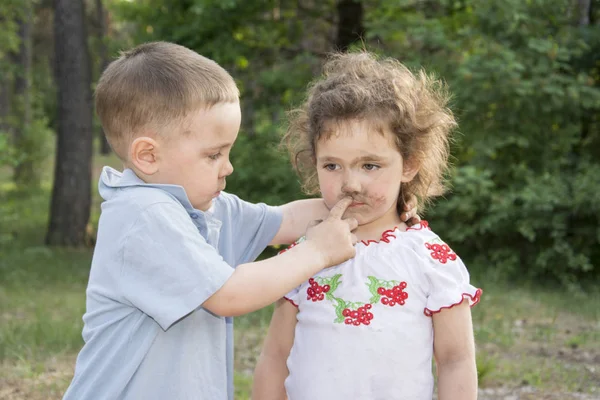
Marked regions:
[279,237,306,307]
[413,229,481,317]
[284,285,302,307]
[121,202,234,330]
[217,192,283,265]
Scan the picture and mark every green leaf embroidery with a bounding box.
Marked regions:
[326,274,342,300]
[333,297,347,323]
[367,276,381,304]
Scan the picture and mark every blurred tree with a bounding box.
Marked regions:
[0,0,24,163]
[95,0,111,155]
[12,1,35,185]
[0,0,54,189]
[46,0,93,246]
[335,0,365,51]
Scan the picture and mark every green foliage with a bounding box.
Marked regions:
[227,114,304,206]
[113,0,321,206]
[110,0,600,287]
[0,0,23,61]
[12,113,54,187]
[370,0,600,286]
[0,134,17,168]
[0,0,55,189]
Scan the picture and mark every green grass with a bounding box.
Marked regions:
[1,153,599,399]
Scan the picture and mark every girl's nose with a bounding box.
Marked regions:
[341,172,361,194]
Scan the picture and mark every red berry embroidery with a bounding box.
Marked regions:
[340,304,374,326]
[367,276,409,307]
[306,277,331,301]
[425,240,457,264]
[376,283,408,307]
[306,275,339,302]
[314,274,411,328]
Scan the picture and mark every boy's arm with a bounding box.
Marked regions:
[251,299,297,400]
[271,199,329,245]
[271,197,421,245]
[202,198,357,317]
[433,301,478,400]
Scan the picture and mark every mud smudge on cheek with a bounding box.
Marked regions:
[368,193,387,208]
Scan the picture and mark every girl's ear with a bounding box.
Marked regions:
[401,158,419,182]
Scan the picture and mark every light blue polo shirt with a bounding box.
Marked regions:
[62,167,283,400]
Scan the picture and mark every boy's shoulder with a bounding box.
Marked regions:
[114,185,183,209]
[96,168,194,242]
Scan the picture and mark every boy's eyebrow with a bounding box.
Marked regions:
[205,142,234,151]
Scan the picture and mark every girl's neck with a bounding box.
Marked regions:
[354,212,407,242]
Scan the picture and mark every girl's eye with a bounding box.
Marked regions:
[363,164,379,171]
[324,164,339,171]
[209,153,222,160]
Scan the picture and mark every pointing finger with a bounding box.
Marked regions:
[345,217,358,231]
[327,197,353,220]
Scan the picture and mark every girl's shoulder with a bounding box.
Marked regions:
[396,220,459,264]
[357,220,446,254]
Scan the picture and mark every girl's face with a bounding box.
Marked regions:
[315,119,417,228]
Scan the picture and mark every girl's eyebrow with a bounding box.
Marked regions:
[317,154,386,163]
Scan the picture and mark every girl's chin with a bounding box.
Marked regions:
[349,212,401,230]
[347,213,374,226]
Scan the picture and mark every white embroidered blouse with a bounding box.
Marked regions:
[282,221,482,400]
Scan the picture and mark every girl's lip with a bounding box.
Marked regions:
[349,202,365,207]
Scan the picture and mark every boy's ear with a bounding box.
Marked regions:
[129,136,160,176]
[401,159,419,182]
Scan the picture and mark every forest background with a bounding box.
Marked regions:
[0,1,599,399]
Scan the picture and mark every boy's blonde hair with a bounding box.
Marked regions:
[95,41,240,159]
[283,51,457,210]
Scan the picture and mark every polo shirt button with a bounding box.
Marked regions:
[191,213,199,219]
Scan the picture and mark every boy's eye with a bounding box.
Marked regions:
[363,164,380,171]
[324,164,339,171]
[208,152,222,160]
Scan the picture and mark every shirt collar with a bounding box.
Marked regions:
[99,166,198,212]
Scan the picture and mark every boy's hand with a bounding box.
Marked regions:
[305,197,358,267]
[400,195,421,226]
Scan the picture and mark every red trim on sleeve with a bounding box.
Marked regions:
[423,288,482,317]
[284,297,299,308]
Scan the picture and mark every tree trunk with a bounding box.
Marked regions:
[13,2,36,186]
[576,0,591,26]
[46,0,94,247]
[0,12,14,151]
[335,0,365,52]
[0,68,10,135]
[95,0,111,155]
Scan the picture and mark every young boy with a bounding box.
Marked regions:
[62,42,416,400]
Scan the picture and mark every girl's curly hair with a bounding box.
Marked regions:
[283,51,457,210]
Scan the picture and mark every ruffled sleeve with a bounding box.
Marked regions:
[278,237,306,307]
[410,226,481,317]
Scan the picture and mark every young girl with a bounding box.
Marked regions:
[252,52,481,400]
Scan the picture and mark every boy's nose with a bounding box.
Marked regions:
[221,159,234,177]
